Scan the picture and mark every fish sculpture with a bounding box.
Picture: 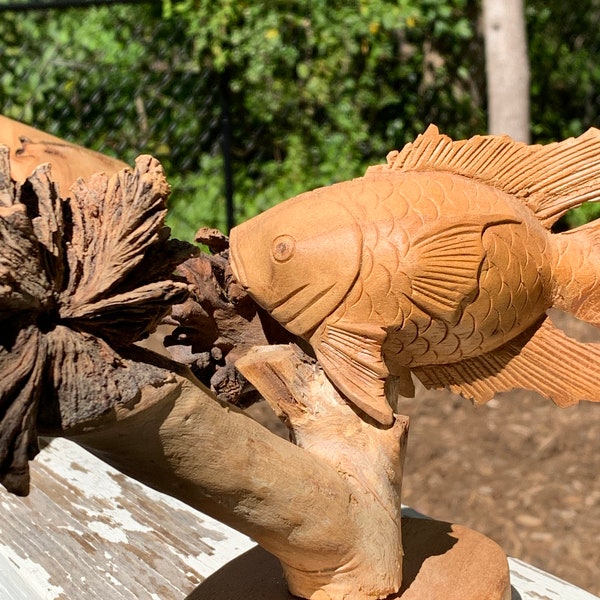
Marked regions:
[229,126,600,425]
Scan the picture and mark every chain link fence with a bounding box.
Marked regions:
[4,2,600,237]
[0,0,237,234]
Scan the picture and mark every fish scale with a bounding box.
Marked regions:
[335,177,551,368]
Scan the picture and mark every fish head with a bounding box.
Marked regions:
[230,185,363,337]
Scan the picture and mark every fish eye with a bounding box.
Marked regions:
[271,234,296,263]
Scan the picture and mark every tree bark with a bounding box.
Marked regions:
[483,0,530,143]
[67,346,409,600]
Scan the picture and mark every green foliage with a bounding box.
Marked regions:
[6,1,600,239]
[0,5,218,171]
[527,0,600,142]
[164,0,484,238]
[2,1,484,240]
[1,6,146,156]
[166,155,226,241]
[526,1,600,227]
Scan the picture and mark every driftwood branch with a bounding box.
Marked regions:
[0,124,408,597]
[69,345,408,600]
[237,345,408,598]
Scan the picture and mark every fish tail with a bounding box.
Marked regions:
[553,217,600,327]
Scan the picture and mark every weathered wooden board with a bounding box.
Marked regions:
[507,558,598,600]
[0,438,254,600]
[0,439,597,600]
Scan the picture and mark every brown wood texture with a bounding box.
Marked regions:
[0,129,194,495]
[5,121,599,599]
[236,344,408,599]
[68,344,410,600]
[192,517,510,600]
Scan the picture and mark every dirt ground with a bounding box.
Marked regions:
[249,309,600,596]
[400,316,600,596]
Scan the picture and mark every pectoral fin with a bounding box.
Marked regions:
[414,315,600,406]
[314,320,403,425]
[407,217,517,324]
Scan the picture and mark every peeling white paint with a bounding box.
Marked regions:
[4,439,597,599]
[508,558,599,599]
[0,552,35,600]
[104,572,123,587]
[72,501,154,535]
[0,544,65,600]
[37,441,123,499]
[87,520,129,544]
[0,438,257,598]
[104,505,155,533]
[56,524,83,535]
[165,531,255,578]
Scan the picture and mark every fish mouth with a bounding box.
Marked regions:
[268,283,310,312]
[273,282,337,336]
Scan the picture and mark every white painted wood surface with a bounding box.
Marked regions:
[507,558,598,600]
[0,438,254,600]
[0,439,597,600]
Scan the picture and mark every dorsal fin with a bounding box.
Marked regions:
[366,125,600,228]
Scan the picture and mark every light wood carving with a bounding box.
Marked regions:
[64,355,405,600]
[195,520,511,600]
[0,115,127,193]
[230,125,600,425]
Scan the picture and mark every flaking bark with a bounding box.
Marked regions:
[165,228,295,406]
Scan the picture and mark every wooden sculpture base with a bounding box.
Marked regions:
[187,517,511,600]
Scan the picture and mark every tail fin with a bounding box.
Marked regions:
[553,217,600,327]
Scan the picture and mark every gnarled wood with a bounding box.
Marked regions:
[67,344,409,600]
[193,518,511,600]
[165,228,295,407]
[236,345,408,599]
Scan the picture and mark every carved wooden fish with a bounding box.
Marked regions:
[229,126,600,425]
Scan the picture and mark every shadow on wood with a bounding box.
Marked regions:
[187,517,511,600]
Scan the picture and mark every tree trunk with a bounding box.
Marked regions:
[483,0,530,143]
